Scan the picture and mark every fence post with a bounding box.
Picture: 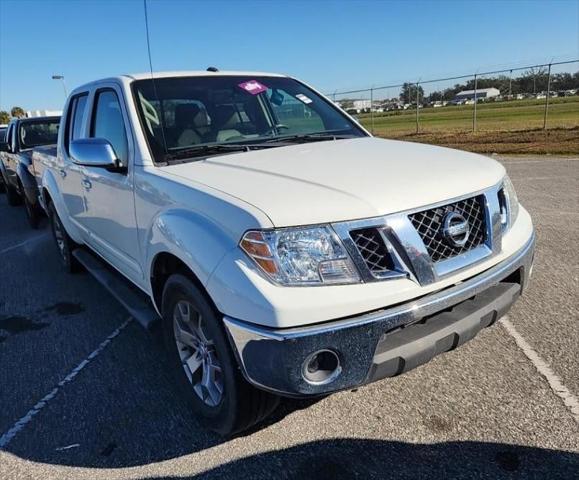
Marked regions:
[415,82,420,134]
[370,87,375,134]
[472,73,478,132]
[508,69,513,97]
[543,63,552,130]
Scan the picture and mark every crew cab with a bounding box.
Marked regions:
[33,70,535,435]
[0,116,60,227]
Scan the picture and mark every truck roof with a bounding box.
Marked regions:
[72,70,289,92]
[123,70,288,80]
[8,116,60,126]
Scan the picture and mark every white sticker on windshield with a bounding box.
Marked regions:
[295,93,313,104]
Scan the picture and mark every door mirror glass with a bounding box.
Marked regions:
[70,138,124,171]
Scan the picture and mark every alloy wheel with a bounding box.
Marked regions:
[173,300,224,407]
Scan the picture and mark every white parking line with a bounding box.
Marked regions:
[501,316,579,424]
[0,234,47,255]
[0,317,132,449]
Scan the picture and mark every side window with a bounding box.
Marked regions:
[65,93,88,154]
[91,89,128,166]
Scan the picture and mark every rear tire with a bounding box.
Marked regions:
[48,202,81,273]
[6,182,22,206]
[161,274,279,436]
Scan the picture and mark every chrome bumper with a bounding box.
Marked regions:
[224,233,535,397]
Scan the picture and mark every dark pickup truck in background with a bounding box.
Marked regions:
[0,116,60,227]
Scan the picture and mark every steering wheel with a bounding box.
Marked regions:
[265,124,290,136]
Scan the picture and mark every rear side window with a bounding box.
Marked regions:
[91,89,128,166]
[65,93,88,153]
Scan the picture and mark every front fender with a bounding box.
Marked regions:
[145,207,238,290]
[41,169,84,244]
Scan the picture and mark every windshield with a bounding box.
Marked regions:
[19,118,60,149]
[132,75,367,163]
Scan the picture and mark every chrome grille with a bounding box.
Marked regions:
[409,195,487,263]
[350,228,395,273]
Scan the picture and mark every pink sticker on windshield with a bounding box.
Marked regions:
[238,80,267,95]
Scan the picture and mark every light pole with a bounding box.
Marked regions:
[52,75,68,99]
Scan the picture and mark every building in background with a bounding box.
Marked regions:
[26,109,62,118]
[452,88,500,104]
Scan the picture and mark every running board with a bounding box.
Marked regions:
[72,249,160,330]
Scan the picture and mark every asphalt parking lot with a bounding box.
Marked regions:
[0,155,577,479]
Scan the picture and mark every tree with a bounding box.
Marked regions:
[520,67,548,94]
[10,106,25,118]
[0,111,10,124]
[400,83,425,104]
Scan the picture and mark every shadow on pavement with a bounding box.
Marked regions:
[115,438,579,479]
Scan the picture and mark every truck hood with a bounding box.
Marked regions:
[161,137,505,227]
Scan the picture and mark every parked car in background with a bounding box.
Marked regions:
[33,70,534,435]
[0,116,60,227]
[0,125,7,193]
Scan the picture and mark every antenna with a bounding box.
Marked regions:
[143,0,168,159]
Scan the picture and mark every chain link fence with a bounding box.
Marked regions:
[328,60,579,153]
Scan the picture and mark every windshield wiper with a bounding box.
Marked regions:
[263,132,356,144]
[165,143,283,163]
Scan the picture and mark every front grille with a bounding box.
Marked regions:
[409,195,487,263]
[351,228,395,274]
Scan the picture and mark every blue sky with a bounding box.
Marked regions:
[0,0,577,111]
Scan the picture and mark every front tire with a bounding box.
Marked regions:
[49,202,81,273]
[6,182,22,206]
[22,186,42,229]
[161,274,279,435]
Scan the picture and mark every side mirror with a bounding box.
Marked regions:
[70,138,126,172]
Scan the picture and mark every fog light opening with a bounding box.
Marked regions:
[302,349,342,385]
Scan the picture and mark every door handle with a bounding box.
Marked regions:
[59,169,66,178]
[82,179,92,190]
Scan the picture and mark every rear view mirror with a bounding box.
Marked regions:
[70,138,125,172]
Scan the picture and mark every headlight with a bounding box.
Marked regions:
[240,226,360,286]
[503,175,519,227]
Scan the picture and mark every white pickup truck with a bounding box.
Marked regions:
[33,70,535,435]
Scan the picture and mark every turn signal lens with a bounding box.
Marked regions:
[240,236,272,258]
[240,231,279,276]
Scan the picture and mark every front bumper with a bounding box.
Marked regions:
[224,232,535,397]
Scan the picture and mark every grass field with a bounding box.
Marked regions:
[357,96,579,154]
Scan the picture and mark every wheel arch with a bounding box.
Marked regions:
[144,207,240,317]
[0,158,8,184]
[149,251,219,317]
[16,164,38,204]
